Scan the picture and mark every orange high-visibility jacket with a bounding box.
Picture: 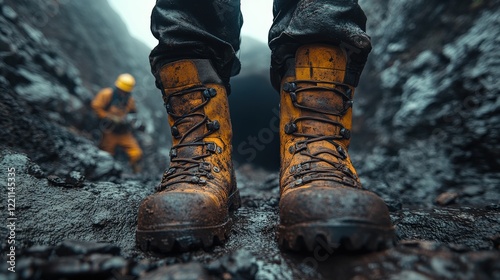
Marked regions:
[91,88,137,119]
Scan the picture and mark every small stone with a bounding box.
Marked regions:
[207,249,258,279]
[448,243,470,253]
[17,258,44,280]
[246,199,261,208]
[47,172,85,188]
[486,204,500,210]
[130,259,157,277]
[47,175,66,187]
[266,197,279,207]
[101,256,128,274]
[91,255,128,272]
[66,171,85,187]
[2,5,17,21]
[384,198,403,212]
[462,186,484,197]
[28,163,45,178]
[23,245,53,258]
[435,192,459,206]
[401,240,441,251]
[140,263,208,280]
[55,240,120,257]
[42,257,90,276]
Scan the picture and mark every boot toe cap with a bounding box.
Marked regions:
[137,190,227,231]
[279,185,392,227]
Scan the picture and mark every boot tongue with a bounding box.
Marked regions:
[168,92,207,160]
[161,60,208,143]
[160,60,203,89]
[169,91,206,143]
[295,46,348,137]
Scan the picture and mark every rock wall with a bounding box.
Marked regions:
[352,0,500,206]
[0,0,169,179]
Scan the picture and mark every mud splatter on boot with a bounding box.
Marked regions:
[277,45,395,252]
[136,60,240,253]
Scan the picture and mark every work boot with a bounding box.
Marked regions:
[277,45,395,252]
[136,59,240,253]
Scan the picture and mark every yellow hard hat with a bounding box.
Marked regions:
[115,73,135,92]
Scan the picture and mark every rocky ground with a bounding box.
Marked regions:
[1,0,499,279]
[0,153,499,280]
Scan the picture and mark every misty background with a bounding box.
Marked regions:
[108,0,274,48]
[108,0,281,169]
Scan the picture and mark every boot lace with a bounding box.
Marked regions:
[283,80,360,188]
[158,86,222,191]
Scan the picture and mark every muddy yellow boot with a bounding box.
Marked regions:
[278,45,395,251]
[136,59,240,253]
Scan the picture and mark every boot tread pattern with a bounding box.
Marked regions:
[278,223,396,252]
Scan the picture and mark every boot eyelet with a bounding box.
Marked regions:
[207,120,220,131]
[169,148,177,158]
[203,88,217,99]
[209,88,217,97]
[289,146,295,154]
[303,175,311,183]
[206,142,223,154]
[213,166,220,173]
[337,146,347,159]
[171,126,181,138]
[284,123,297,134]
[206,142,217,153]
[295,164,302,173]
[340,128,351,139]
[344,100,354,110]
[199,162,211,171]
[283,82,297,93]
[165,167,176,176]
[165,103,173,114]
[191,176,200,183]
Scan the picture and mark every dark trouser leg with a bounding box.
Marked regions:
[269,0,371,89]
[149,0,243,88]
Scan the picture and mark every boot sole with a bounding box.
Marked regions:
[136,190,241,253]
[278,221,396,252]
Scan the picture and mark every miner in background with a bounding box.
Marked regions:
[137,0,395,253]
[91,73,143,173]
